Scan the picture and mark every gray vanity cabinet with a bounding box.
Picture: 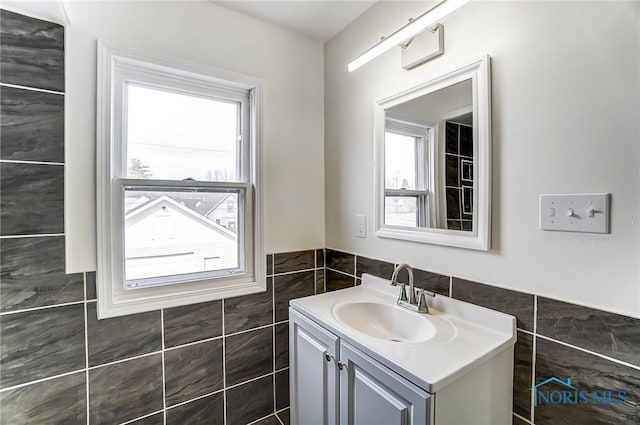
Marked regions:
[290,308,432,425]
[290,309,340,425]
[339,341,431,425]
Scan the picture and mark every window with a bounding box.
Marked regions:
[383,118,435,228]
[97,43,264,318]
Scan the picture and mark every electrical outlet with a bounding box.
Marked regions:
[355,215,366,238]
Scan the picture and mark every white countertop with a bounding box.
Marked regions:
[290,274,517,393]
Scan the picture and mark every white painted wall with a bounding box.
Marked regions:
[64,1,325,272]
[325,1,640,317]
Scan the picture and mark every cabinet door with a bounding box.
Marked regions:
[290,308,341,425]
[339,342,432,425]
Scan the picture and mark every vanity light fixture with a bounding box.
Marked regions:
[347,0,468,72]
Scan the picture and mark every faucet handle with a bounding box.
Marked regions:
[398,283,409,302]
[417,289,434,313]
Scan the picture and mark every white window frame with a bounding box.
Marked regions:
[383,118,436,228]
[96,42,264,318]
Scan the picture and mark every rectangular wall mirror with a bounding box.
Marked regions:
[374,56,491,250]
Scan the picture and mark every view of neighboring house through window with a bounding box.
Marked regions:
[123,85,244,288]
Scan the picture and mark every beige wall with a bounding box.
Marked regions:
[325,1,640,317]
[64,1,326,272]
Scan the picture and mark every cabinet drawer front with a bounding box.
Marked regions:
[340,342,432,425]
[290,309,341,425]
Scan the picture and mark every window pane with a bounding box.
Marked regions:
[385,132,416,190]
[126,85,239,181]
[124,187,241,288]
[384,196,417,227]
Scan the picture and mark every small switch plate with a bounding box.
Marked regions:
[539,193,610,234]
[355,215,367,238]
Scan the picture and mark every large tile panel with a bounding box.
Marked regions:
[534,337,640,424]
[451,278,534,331]
[89,354,163,425]
[274,271,315,322]
[326,269,355,292]
[0,9,65,92]
[513,331,533,419]
[225,327,273,386]
[0,236,83,311]
[224,278,273,334]
[0,86,64,162]
[0,304,85,388]
[274,250,315,274]
[356,256,394,279]
[0,372,85,425]
[163,300,222,348]
[537,297,640,367]
[164,339,224,406]
[275,321,289,370]
[276,369,290,411]
[0,162,64,236]
[226,375,274,425]
[326,249,355,274]
[87,303,161,367]
[166,391,224,425]
[395,267,450,296]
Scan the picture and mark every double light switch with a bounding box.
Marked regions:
[539,193,610,234]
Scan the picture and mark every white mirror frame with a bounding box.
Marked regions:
[374,55,491,250]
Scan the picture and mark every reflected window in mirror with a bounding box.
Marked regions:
[384,118,435,228]
[374,56,491,251]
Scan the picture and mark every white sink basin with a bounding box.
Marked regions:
[333,302,437,343]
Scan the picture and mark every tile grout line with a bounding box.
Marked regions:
[165,388,224,411]
[0,299,85,316]
[119,409,164,425]
[0,159,64,166]
[246,412,278,425]
[0,368,85,393]
[84,272,90,425]
[534,333,640,372]
[87,350,162,371]
[0,81,65,95]
[273,266,277,414]
[530,295,538,424]
[513,411,533,424]
[160,309,167,425]
[164,334,224,352]
[271,267,322,277]
[325,267,355,279]
[222,299,228,425]
[0,233,65,239]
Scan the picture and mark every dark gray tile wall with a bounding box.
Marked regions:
[0,9,65,92]
[0,247,320,425]
[0,10,309,425]
[323,249,640,425]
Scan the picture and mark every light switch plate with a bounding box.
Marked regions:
[539,193,610,234]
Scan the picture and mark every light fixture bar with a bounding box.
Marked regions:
[347,0,468,72]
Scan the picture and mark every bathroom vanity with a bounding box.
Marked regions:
[289,274,516,425]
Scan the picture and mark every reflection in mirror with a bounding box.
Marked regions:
[384,79,473,231]
[374,56,491,250]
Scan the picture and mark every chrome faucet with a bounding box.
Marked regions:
[390,263,435,314]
